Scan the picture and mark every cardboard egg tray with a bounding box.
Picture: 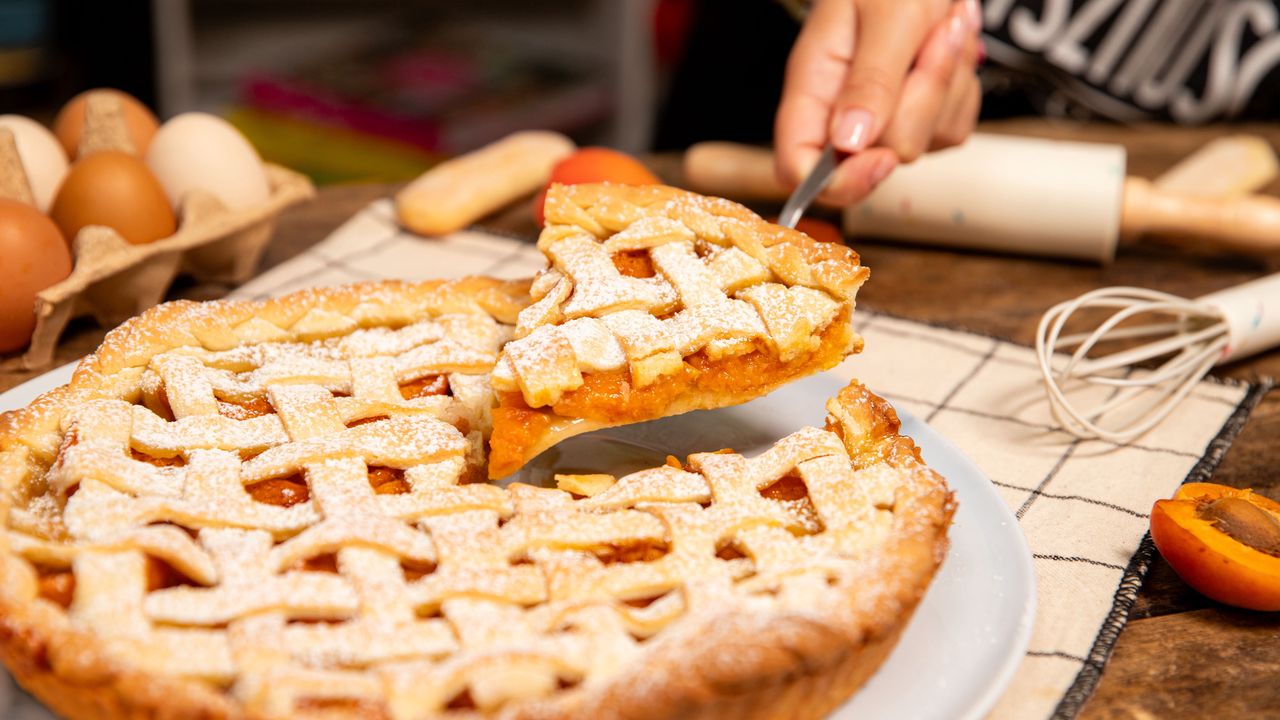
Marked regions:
[0,93,314,370]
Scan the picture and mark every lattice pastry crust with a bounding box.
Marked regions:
[0,278,950,720]
[488,183,870,478]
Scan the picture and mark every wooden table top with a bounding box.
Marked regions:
[3,119,1278,718]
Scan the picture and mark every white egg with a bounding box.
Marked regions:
[0,115,69,212]
[145,112,270,212]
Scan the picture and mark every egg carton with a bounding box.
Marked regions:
[0,95,314,370]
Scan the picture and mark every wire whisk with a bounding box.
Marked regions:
[1035,275,1280,443]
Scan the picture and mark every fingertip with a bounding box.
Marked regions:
[776,145,820,189]
[830,108,876,153]
[820,150,897,205]
[964,0,983,32]
[868,153,898,187]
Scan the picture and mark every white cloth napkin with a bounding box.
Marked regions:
[3,200,1261,719]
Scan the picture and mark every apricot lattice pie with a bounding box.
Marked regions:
[488,183,869,478]
[0,272,950,719]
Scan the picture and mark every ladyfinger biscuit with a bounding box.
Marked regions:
[396,130,575,236]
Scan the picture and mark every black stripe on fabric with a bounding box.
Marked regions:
[863,319,999,360]
[1033,554,1126,572]
[1015,441,1079,520]
[917,401,1201,460]
[1028,650,1087,663]
[991,480,1148,519]
[1052,379,1275,720]
[858,307,1256,411]
[925,339,1000,424]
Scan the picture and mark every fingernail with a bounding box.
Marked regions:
[868,156,896,187]
[832,109,875,152]
[965,0,983,31]
[947,15,966,52]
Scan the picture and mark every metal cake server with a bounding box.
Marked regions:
[777,143,838,229]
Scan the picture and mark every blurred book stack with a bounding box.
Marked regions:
[226,22,612,185]
[6,1,646,186]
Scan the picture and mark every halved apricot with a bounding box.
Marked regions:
[1150,482,1280,611]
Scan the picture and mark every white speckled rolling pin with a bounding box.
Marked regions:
[684,134,1280,262]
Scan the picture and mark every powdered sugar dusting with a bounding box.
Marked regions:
[496,183,861,406]
[0,201,927,718]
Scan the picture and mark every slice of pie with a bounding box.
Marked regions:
[489,183,870,478]
[0,278,951,720]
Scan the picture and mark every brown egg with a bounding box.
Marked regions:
[53,89,159,158]
[50,151,177,245]
[0,199,72,353]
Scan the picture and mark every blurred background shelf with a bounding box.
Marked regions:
[3,0,673,184]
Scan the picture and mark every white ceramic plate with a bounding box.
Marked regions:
[520,372,1036,720]
[0,367,1034,720]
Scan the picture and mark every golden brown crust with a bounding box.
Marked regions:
[0,277,531,459]
[0,276,533,720]
[0,277,951,720]
[489,183,872,477]
[541,183,869,302]
[514,381,953,720]
[487,317,862,480]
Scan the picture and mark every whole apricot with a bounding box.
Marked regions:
[533,148,660,225]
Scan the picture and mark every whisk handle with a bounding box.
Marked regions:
[1198,273,1280,363]
[1122,177,1280,255]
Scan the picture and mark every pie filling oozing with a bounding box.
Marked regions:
[488,312,858,479]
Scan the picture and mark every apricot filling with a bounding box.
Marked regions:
[247,474,310,507]
[399,375,450,400]
[217,395,274,421]
[761,474,808,501]
[612,250,656,278]
[445,690,478,710]
[130,449,186,468]
[592,539,670,564]
[761,474,823,535]
[488,316,853,478]
[295,553,339,574]
[37,569,75,608]
[488,405,554,479]
[147,556,196,591]
[715,541,748,561]
[369,466,411,495]
[401,558,436,582]
[296,698,388,717]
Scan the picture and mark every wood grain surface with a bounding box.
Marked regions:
[2,120,1277,718]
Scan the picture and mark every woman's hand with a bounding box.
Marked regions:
[775,0,983,204]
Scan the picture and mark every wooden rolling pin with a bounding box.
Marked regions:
[684,135,1280,261]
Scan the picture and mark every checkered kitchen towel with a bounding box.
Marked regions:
[4,200,1266,719]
